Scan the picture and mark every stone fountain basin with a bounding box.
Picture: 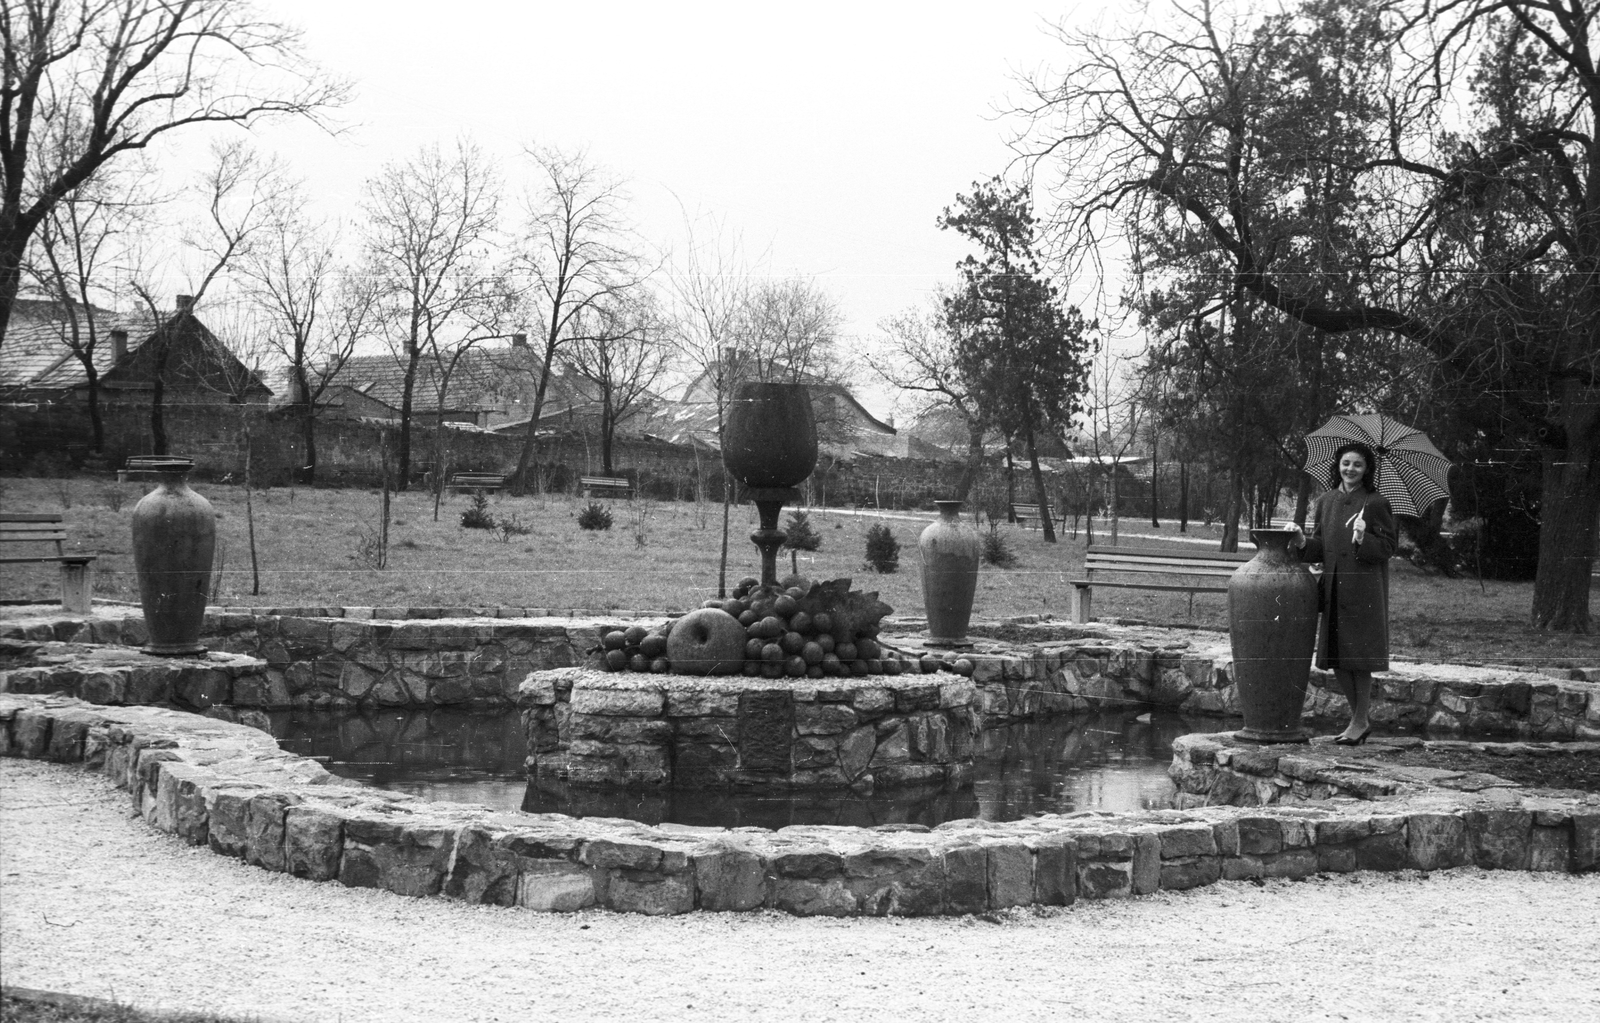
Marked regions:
[519,667,978,792]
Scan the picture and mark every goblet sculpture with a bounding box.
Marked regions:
[722,382,818,589]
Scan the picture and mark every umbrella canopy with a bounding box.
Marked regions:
[1303,413,1451,518]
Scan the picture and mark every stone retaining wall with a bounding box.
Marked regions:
[1169,732,1600,808]
[3,694,1593,918]
[4,606,1598,738]
[521,668,978,791]
[0,640,270,717]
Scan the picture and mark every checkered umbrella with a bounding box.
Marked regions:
[1303,413,1451,518]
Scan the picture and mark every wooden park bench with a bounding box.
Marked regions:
[447,472,506,494]
[1,513,97,613]
[1068,543,1254,623]
[580,475,633,499]
[1011,503,1048,529]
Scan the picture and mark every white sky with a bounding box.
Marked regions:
[240,4,1088,308]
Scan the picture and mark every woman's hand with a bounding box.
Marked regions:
[1352,509,1367,546]
[1287,523,1307,549]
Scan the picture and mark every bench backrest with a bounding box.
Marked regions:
[0,513,68,544]
[1084,543,1253,578]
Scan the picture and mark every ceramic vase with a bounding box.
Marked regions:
[1227,528,1319,743]
[919,500,981,647]
[131,457,215,656]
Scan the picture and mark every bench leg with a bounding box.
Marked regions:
[1069,583,1092,624]
[60,561,93,614]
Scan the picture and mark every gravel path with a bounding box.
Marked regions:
[3,759,1597,1023]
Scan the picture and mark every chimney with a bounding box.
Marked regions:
[109,329,128,361]
[511,333,527,348]
[175,294,194,314]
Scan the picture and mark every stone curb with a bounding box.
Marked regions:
[3,694,1594,917]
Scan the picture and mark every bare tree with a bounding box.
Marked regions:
[868,301,991,500]
[1074,336,1151,545]
[509,147,648,491]
[360,139,502,490]
[566,294,670,476]
[237,189,375,483]
[0,0,347,341]
[22,157,158,451]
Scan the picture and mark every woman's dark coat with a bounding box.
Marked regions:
[1299,487,1398,672]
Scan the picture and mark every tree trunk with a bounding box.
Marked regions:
[1293,473,1312,528]
[1024,423,1056,543]
[1150,434,1160,527]
[1179,461,1190,533]
[600,398,615,475]
[0,231,27,343]
[1110,462,1122,544]
[1220,467,1243,553]
[1004,448,1017,522]
[151,370,168,454]
[83,365,104,453]
[1530,391,1598,632]
[953,418,985,502]
[397,345,420,491]
[717,473,731,599]
[299,401,317,485]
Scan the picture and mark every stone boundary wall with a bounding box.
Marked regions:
[1169,732,1600,808]
[4,607,1599,738]
[2,694,1594,919]
[522,668,978,791]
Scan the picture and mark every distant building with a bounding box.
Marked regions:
[0,295,270,404]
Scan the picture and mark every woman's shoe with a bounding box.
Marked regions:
[1334,727,1373,746]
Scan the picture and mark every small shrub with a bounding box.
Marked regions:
[100,484,130,512]
[460,490,495,530]
[578,501,614,531]
[495,514,533,543]
[863,523,899,573]
[355,528,387,569]
[982,521,1017,568]
[782,509,823,574]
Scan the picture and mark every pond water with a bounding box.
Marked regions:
[267,709,1236,830]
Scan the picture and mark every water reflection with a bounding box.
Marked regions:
[268,708,1235,827]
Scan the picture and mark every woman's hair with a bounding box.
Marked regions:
[1329,441,1378,492]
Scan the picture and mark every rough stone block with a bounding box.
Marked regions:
[1354,830,1409,871]
[1210,820,1240,857]
[1258,849,1318,879]
[1028,836,1077,906]
[737,690,794,773]
[1573,814,1600,872]
[1316,845,1358,873]
[244,792,299,872]
[666,690,739,717]
[607,870,695,915]
[570,686,665,717]
[1315,817,1372,846]
[1158,823,1217,859]
[1077,858,1133,899]
[1221,855,1263,881]
[943,845,988,914]
[11,709,50,758]
[1159,856,1221,890]
[1236,816,1283,855]
[772,877,857,916]
[45,709,98,762]
[852,688,895,715]
[284,806,344,882]
[579,838,662,871]
[796,702,859,736]
[895,684,940,713]
[566,713,672,744]
[1131,831,1161,895]
[1529,826,1572,873]
[154,762,213,845]
[694,845,766,911]
[518,863,598,912]
[985,841,1032,909]
[1466,809,1533,870]
[339,817,455,897]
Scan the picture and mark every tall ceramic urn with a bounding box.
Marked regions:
[920,500,980,646]
[1227,528,1319,743]
[130,457,215,655]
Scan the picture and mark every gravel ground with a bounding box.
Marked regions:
[3,759,1597,1023]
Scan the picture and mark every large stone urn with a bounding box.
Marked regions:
[1227,528,1319,743]
[919,500,980,647]
[130,457,215,656]
[722,382,818,588]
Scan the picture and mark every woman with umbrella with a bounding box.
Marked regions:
[1288,440,1399,745]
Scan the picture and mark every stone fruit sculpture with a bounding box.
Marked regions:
[663,607,747,675]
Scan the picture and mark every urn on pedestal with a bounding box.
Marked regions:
[1227,528,1319,743]
[919,500,980,647]
[721,382,818,589]
[129,457,215,656]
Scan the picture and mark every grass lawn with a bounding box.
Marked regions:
[2,475,1596,671]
